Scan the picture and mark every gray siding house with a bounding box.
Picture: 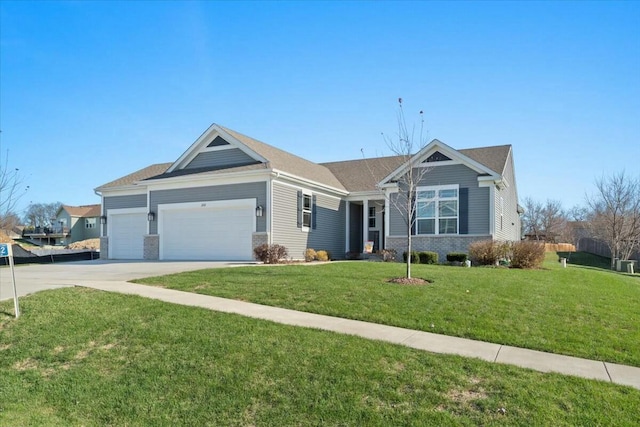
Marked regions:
[95,123,521,261]
[56,204,101,245]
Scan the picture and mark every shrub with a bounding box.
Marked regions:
[304,248,317,262]
[446,252,468,263]
[468,239,509,266]
[402,251,420,264]
[316,250,329,261]
[511,241,545,269]
[418,251,438,264]
[380,248,397,262]
[345,251,361,260]
[253,244,289,264]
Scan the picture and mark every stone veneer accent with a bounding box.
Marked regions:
[99,237,109,260]
[386,235,491,262]
[144,234,160,260]
[252,232,269,254]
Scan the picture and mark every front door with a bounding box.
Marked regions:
[368,231,380,252]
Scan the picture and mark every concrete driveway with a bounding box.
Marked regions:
[0,259,251,301]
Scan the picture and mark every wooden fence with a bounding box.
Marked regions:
[577,237,639,261]
[544,243,576,252]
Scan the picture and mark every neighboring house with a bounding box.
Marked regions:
[23,204,101,245]
[55,204,102,245]
[95,123,521,261]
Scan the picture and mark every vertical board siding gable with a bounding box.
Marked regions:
[185,148,259,170]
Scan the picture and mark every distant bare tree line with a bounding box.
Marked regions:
[522,172,640,266]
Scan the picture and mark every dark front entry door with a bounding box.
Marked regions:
[368,231,380,252]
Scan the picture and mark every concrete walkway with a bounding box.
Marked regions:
[81,280,640,391]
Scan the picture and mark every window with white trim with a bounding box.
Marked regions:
[302,194,312,228]
[85,218,96,229]
[416,185,459,234]
[368,206,376,228]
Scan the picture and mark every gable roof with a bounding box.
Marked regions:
[60,204,102,217]
[458,145,511,176]
[379,139,511,187]
[218,125,346,191]
[321,156,407,192]
[323,144,512,192]
[95,163,172,191]
[95,124,513,195]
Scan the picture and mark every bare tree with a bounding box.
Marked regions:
[522,198,567,242]
[586,171,640,268]
[0,149,29,229]
[380,98,431,279]
[522,197,544,240]
[568,205,589,222]
[23,202,62,228]
[540,199,566,243]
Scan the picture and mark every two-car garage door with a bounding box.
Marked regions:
[159,200,254,261]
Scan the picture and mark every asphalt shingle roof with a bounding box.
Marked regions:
[459,145,511,176]
[321,156,407,192]
[95,125,511,194]
[322,145,511,192]
[219,126,347,191]
[62,204,102,217]
[95,163,172,191]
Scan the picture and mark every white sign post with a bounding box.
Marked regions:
[0,243,20,318]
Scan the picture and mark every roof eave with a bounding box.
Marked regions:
[272,169,349,196]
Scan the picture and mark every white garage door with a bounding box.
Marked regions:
[109,213,147,259]
[160,202,254,261]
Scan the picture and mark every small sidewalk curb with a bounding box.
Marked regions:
[80,281,640,391]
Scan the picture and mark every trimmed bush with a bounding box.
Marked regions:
[402,251,420,264]
[345,251,362,260]
[446,252,468,263]
[316,250,329,261]
[418,251,438,264]
[253,244,289,264]
[304,248,317,262]
[511,241,545,269]
[380,249,397,262]
[468,239,510,266]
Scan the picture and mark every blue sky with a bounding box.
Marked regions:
[1,1,639,217]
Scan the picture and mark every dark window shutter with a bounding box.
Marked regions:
[312,195,317,230]
[410,192,416,236]
[459,188,469,234]
[297,190,303,228]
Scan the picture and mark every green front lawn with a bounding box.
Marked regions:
[1,289,639,426]
[136,255,640,367]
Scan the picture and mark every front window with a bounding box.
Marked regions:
[85,218,96,229]
[416,186,458,234]
[302,194,312,228]
[368,206,376,228]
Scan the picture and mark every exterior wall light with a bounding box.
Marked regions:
[100,216,107,225]
[255,205,264,217]
[147,212,156,222]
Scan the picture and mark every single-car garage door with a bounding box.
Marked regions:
[160,200,254,261]
[109,212,147,259]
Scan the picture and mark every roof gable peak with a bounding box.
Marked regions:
[379,139,504,186]
[167,123,267,173]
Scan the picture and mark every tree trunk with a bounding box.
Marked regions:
[407,222,412,279]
